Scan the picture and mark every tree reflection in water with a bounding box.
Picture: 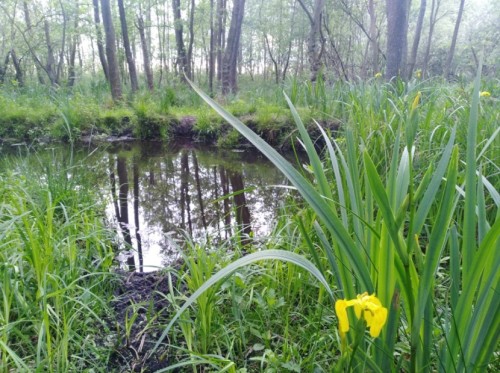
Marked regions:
[107,141,288,272]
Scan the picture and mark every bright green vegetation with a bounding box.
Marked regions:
[0,77,349,147]
[0,74,498,372]
[155,74,499,371]
[0,150,116,371]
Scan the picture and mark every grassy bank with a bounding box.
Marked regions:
[0,75,498,371]
[0,149,116,371]
[6,76,496,150]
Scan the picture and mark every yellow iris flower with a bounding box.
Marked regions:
[375,72,382,78]
[335,293,388,338]
[480,91,491,97]
[411,91,422,111]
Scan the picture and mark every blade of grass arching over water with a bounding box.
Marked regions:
[188,79,373,294]
[152,249,333,354]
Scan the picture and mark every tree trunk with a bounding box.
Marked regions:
[172,0,190,80]
[187,0,195,80]
[407,0,427,79]
[118,0,139,92]
[137,15,154,91]
[11,49,24,86]
[100,0,122,101]
[56,0,67,85]
[385,0,409,79]
[92,0,109,81]
[422,0,439,78]
[297,0,325,83]
[368,0,379,74]
[43,20,57,85]
[216,0,227,83]
[444,0,465,79]
[68,19,78,87]
[209,0,215,93]
[222,0,245,95]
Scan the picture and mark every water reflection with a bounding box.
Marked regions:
[106,141,288,272]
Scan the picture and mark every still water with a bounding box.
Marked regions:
[3,140,291,272]
[107,140,290,272]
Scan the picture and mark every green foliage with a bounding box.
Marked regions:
[0,148,116,371]
[159,74,499,371]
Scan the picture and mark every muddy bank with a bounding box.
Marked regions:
[107,268,183,372]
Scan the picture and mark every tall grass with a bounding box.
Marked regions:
[0,148,116,371]
[154,68,499,371]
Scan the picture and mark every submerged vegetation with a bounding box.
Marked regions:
[1,72,498,371]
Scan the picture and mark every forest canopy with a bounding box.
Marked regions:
[0,0,498,95]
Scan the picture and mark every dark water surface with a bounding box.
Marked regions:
[2,140,291,272]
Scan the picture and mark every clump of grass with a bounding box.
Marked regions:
[0,148,116,371]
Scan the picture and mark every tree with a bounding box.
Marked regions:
[172,0,190,80]
[368,0,379,75]
[209,0,215,93]
[385,0,409,79]
[222,0,245,94]
[297,0,325,82]
[92,0,109,81]
[117,0,139,92]
[216,0,227,82]
[407,0,427,79]
[100,0,122,101]
[444,0,466,79]
[137,14,154,91]
[422,0,441,78]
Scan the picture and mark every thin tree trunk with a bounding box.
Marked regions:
[444,0,465,79]
[10,49,24,86]
[100,0,122,101]
[118,0,139,92]
[368,0,379,74]
[407,0,426,79]
[422,0,439,77]
[68,28,78,87]
[187,0,195,80]
[209,0,215,93]
[222,0,245,94]
[137,16,154,91]
[43,20,57,85]
[172,0,190,80]
[92,0,109,81]
[297,0,325,82]
[264,33,279,84]
[216,0,226,83]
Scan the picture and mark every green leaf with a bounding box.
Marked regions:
[152,249,332,354]
[187,78,373,293]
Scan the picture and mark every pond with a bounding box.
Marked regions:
[2,140,292,272]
